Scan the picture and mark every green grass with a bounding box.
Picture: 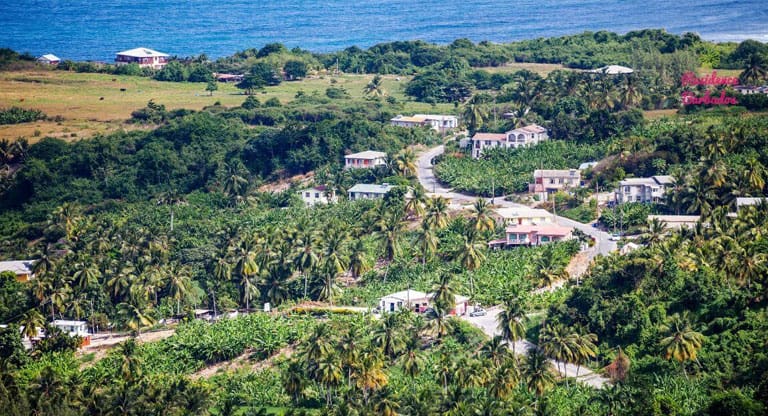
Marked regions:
[0,70,454,141]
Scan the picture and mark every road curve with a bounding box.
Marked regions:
[463,307,609,388]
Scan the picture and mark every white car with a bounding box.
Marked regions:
[469,308,487,317]
[609,233,622,241]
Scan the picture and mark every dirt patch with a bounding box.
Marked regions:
[78,328,176,364]
[190,345,294,379]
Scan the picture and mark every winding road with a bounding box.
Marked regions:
[419,143,612,387]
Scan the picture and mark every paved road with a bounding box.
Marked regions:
[416,144,617,260]
[463,307,609,388]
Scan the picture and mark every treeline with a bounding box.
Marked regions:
[0,102,437,216]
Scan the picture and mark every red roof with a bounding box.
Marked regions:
[506,224,572,236]
[472,133,506,141]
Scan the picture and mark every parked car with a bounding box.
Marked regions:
[609,233,622,241]
[469,307,486,317]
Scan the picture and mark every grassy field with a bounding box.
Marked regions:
[476,62,568,77]
[0,70,453,141]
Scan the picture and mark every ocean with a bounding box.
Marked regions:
[0,0,766,61]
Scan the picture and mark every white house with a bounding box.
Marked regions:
[495,207,554,226]
[297,186,336,206]
[378,290,469,315]
[115,47,169,69]
[348,183,396,201]
[647,215,701,230]
[37,54,60,65]
[0,260,36,282]
[52,320,91,346]
[619,242,643,256]
[615,176,674,204]
[735,197,768,211]
[344,150,387,170]
[529,169,582,200]
[589,65,634,75]
[390,114,458,133]
[470,124,548,158]
[490,224,573,247]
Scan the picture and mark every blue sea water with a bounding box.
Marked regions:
[0,0,766,61]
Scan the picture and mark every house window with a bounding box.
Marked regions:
[475,141,480,148]
[635,196,641,201]
[485,140,491,145]
[541,236,550,242]
[315,193,320,198]
[624,186,630,192]
[508,234,517,240]
[558,178,564,184]
[305,192,310,197]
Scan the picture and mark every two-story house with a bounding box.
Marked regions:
[615,176,675,204]
[344,151,387,170]
[495,207,554,226]
[297,186,336,206]
[390,114,458,133]
[529,169,582,200]
[115,47,169,69]
[470,124,548,158]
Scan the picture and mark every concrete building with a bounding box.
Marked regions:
[37,54,60,65]
[529,169,582,200]
[344,150,387,170]
[490,224,573,247]
[615,176,674,204]
[297,186,336,206]
[470,124,548,158]
[378,290,469,315]
[115,47,169,69]
[390,114,458,133]
[348,183,395,201]
[0,260,36,282]
[495,207,554,226]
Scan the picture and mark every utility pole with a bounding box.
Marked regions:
[491,177,495,204]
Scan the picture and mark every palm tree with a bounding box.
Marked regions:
[496,298,528,355]
[618,74,642,109]
[394,149,417,178]
[462,94,489,134]
[165,263,192,315]
[293,225,319,299]
[642,218,668,248]
[660,312,704,377]
[425,197,450,230]
[431,273,456,313]
[116,302,155,336]
[479,335,511,366]
[415,219,438,266]
[454,233,486,273]
[739,53,767,85]
[363,75,387,98]
[573,329,598,377]
[19,309,45,340]
[404,186,428,219]
[470,198,496,234]
[156,190,185,232]
[348,239,371,279]
[373,312,404,358]
[317,351,343,407]
[523,347,556,396]
[539,323,578,376]
[398,334,426,377]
